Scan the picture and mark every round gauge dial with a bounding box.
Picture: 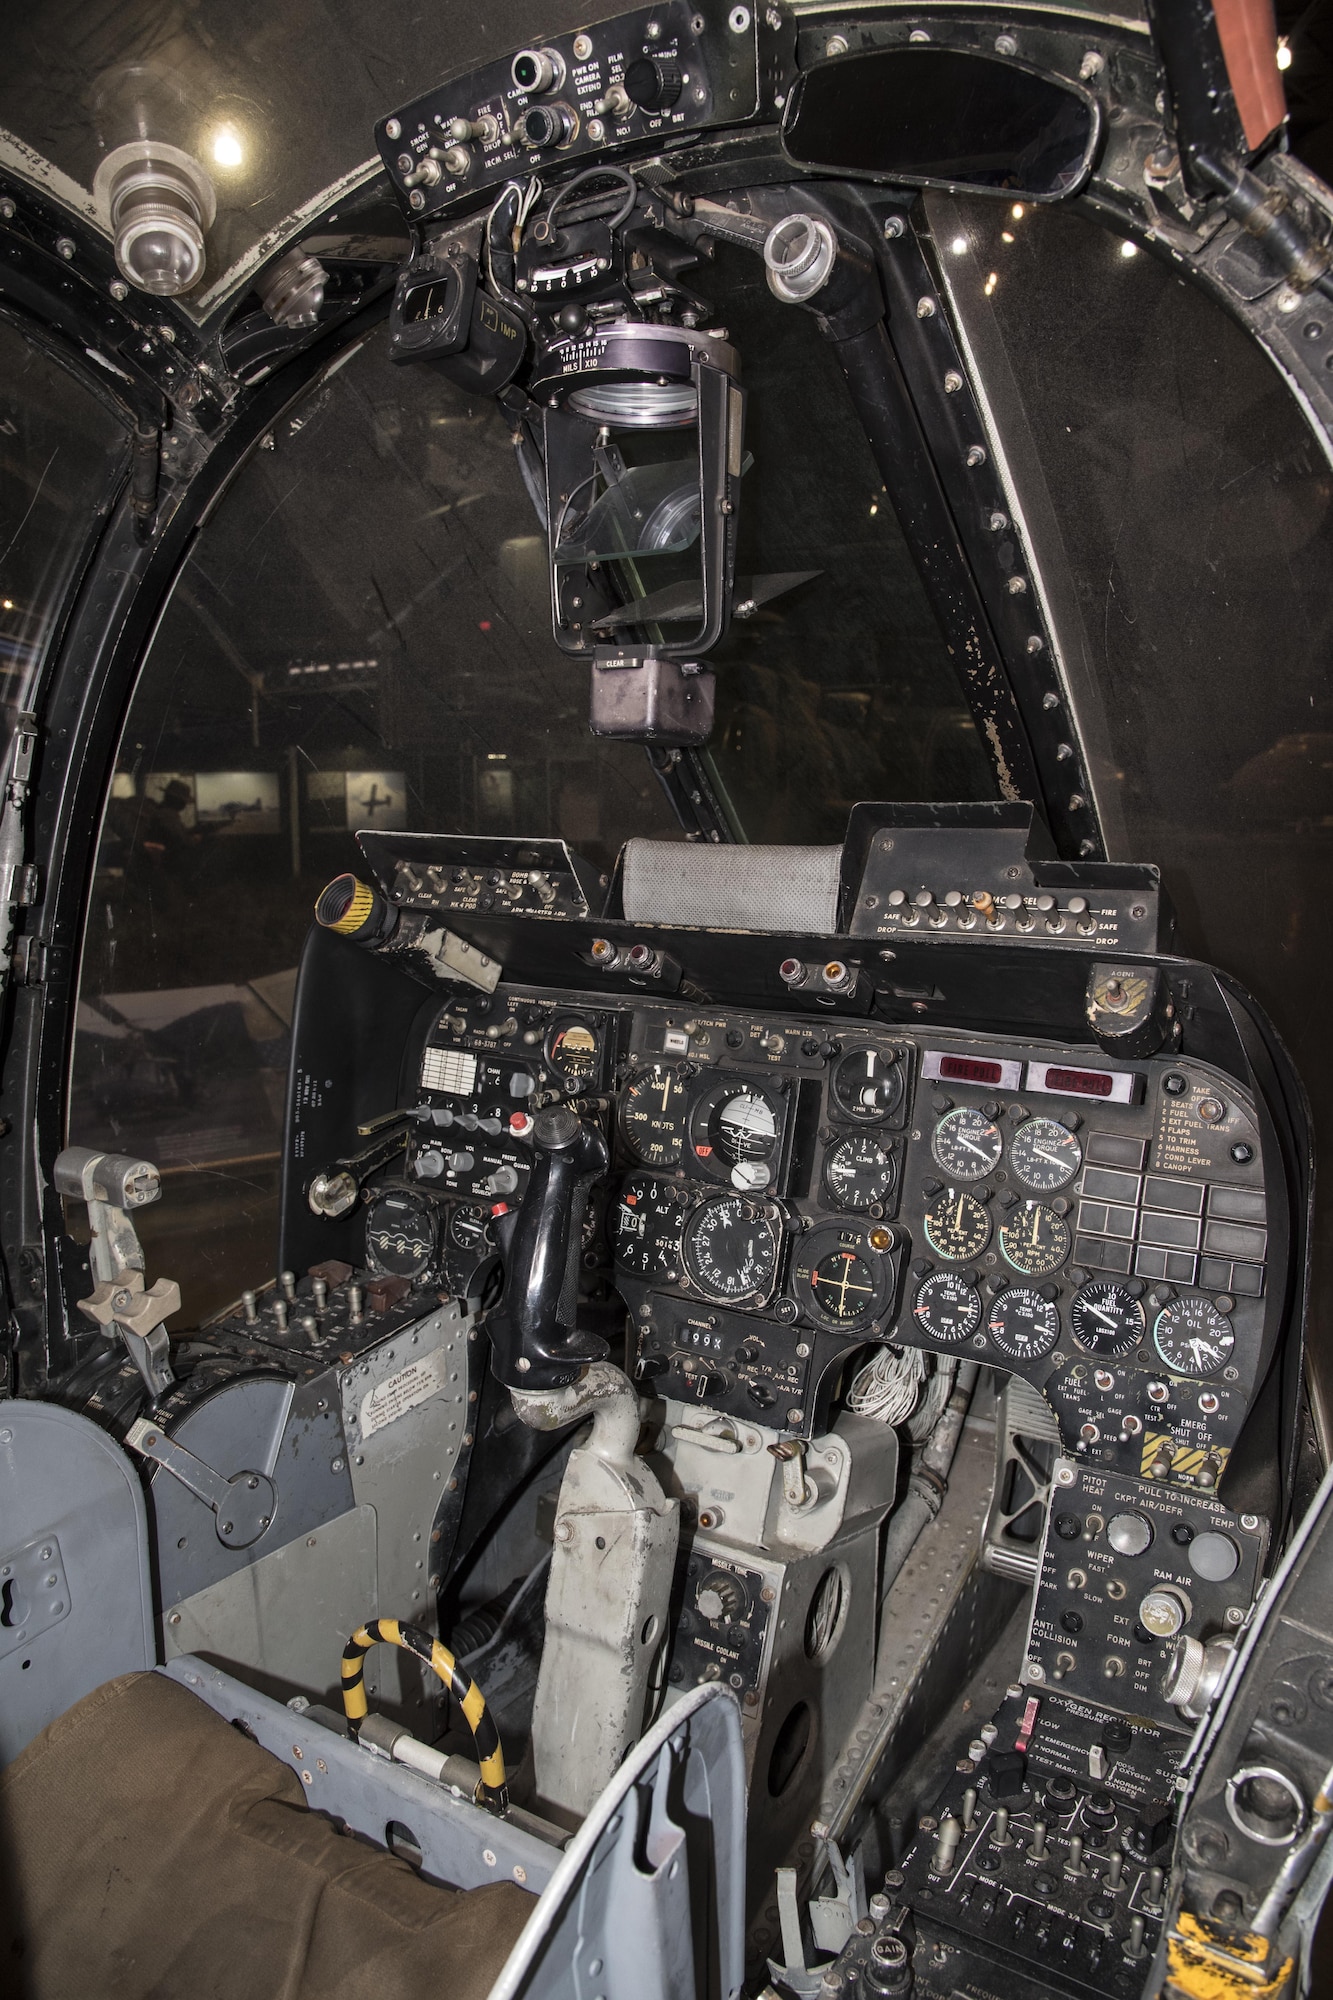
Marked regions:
[912,1270,983,1343]
[1070,1280,1146,1357]
[683,1194,780,1306]
[614,1177,685,1282]
[622,1064,689,1166]
[811,1248,879,1324]
[824,1135,896,1211]
[999,1202,1071,1278]
[987,1286,1061,1362]
[931,1106,1003,1181]
[448,1204,493,1253]
[831,1046,905,1123]
[365,1189,437,1279]
[545,1016,599,1081]
[1010,1117,1083,1192]
[688,1078,783,1186]
[923,1188,991,1262]
[1153,1296,1235,1378]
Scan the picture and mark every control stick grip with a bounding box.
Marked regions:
[487,1107,609,1390]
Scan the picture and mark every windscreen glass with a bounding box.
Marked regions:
[70,281,993,1321]
[933,192,1333,1401]
[0,320,128,725]
[783,48,1097,198]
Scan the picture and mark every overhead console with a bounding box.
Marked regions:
[374,1,786,220]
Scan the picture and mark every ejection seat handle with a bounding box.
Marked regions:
[485,1107,609,1391]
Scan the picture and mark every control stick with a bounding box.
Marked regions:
[485,1105,609,1389]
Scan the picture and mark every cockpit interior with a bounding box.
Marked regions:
[5,4,1333,1997]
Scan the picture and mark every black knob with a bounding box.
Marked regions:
[624,55,683,112]
[747,1379,776,1409]
[520,103,570,149]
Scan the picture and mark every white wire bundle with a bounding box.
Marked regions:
[847,1344,958,1438]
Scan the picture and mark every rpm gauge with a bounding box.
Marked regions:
[1070,1280,1146,1357]
[987,1286,1061,1362]
[683,1194,781,1306]
[923,1188,991,1262]
[688,1077,784,1189]
[931,1106,1003,1181]
[622,1064,689,1166]
[999,1201,1070,1278]
[1010,1117,1082,1192]
[1153,1296,1235,1378]
[823,1134,896,1211]
[912,1270,983,1343]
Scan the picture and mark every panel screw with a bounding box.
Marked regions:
[995,33,1018,55]
[944,370,964,393]
[385,118,401,139]
[883,216,905,240]
[916,297,936,318]
[825,33,848,56]
[56,237,76,260]
[966,444,986,467]
[1080,51,1105,79]
[0,198,14,219]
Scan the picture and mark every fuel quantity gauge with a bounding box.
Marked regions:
[1070,1280,1146,1357]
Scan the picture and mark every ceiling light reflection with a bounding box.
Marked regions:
[1277,40,1292,70]
[951,235,968,255]
[210,125,245,170]
[1120,240,1139,258]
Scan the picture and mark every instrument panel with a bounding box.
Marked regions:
[365,978,1277,1486]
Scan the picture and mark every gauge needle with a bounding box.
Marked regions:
[958,1136,991,1158]
[1034,1146,1070,1167]
[955,1194,965,1228]
[1088,1303,1121,1329]
[659,1078,671,1112]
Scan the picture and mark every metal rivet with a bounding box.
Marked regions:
[0,198,14,220]
[483,1847,497,1866]
[996,33,1018,55]
[385,118,401,139]
[824,33,848,56]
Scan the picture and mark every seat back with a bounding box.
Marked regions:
[0,1401,154,1763]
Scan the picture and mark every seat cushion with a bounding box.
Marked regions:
[0,1671,532,2000]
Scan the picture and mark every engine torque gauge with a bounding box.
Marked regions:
[1010,1116,1082,1192]
[999,1201,1070,1278]
[987,1286,1061,1361]
[1153,1296,1235,1377]
[923,1188,991,1261]
[1070,1280,1146,1357]
[682,1194,781,1306]
[823,1134,895,1211]
[831,1046,905,1123]
[913,1270,983,1343]
[621,1064,689,1166]
[931,1106,1003,1181]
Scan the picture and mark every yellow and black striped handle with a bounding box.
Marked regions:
[340,1617,508,1812]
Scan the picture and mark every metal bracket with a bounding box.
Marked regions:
[125,1417,276,1548]
[54,1145,179,1399]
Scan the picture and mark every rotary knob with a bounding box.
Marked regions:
[695,1570,746,1623]
[624,55,683,112]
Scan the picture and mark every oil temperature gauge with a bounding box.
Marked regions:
[999,1201,1070,1277]
[1153,1296,1235,1377]
[987,1286,1061,1361]
[1070,1280,1146,1357]
[923,1188,991,1262]
[622,1064,688,1166]
[912,1270,983,1343]
[1010,1117,1082,1192]
[931,1106,1003,1181]
[823,1134,895,1211]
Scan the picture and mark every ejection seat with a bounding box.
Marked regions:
[0,1399,746,2000]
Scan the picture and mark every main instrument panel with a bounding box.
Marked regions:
[365,980,1276,1486]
